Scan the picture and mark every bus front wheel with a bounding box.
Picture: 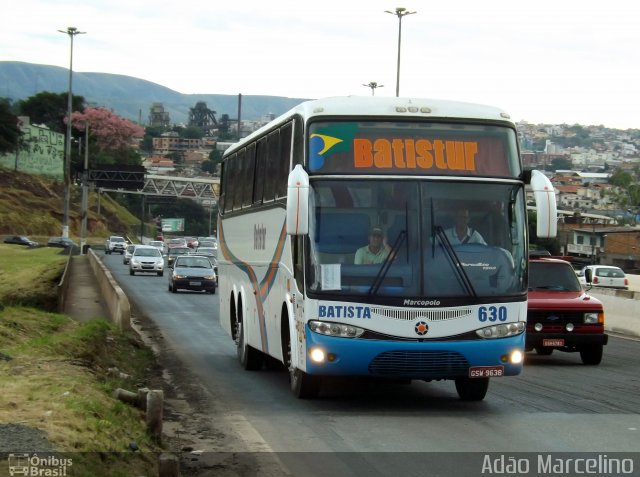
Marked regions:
[454,377,489,401]
[290,368,320,399]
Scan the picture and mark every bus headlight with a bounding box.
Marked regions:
[476,321,525,339]
[309,320,365,338]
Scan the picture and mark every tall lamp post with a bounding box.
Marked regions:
[385,7,416,97]
[363,81,384,96]
[58,26,85,239]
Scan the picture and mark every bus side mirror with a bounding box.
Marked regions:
[286,164,309,235]
[529,170,558,238]
[585,268,593,283]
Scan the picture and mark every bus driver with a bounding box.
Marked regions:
[444,208,486,245]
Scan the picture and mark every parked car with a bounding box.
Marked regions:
[166,246,191,268]
[123,244,137,264]
[168,255,216,294]
[47,237,77,248]
[105,235,127,254]
[527,258,607,365]
[129,245,164,276]
[577,265,629,290]
[3,235,39,247]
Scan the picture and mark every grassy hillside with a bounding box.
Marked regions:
[0,167,140,243]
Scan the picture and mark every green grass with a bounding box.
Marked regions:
[0,244,164,475]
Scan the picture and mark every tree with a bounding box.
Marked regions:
[70,107,145,168]
[181,126,205,139]
[550,157,572,171]
[18,92,85,133]
[0,98,22,155]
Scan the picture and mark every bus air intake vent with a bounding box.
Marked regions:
[370,307,472,322]
[369,350,469,378]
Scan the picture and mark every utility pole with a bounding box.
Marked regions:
[58,26,86,239]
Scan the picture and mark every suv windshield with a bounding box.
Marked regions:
[529,261,582,292]
[306,179,526,301]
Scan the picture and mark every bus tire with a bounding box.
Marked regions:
[236,321,262,370]
[290,368,320,399]
[580,345,603,365]
[455,377,489,401]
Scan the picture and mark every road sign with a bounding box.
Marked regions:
[161,218,184,232]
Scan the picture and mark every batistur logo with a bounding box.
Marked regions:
[8,453,73,476]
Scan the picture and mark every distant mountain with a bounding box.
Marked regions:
[0,61,310,124]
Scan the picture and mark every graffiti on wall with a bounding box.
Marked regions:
[0,124,64,179]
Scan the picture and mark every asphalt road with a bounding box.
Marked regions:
[102,254,640,476]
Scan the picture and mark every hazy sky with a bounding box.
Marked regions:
[2,0,639,129]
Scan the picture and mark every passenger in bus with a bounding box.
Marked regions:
[354,226,392,264]
[444,208,486,245]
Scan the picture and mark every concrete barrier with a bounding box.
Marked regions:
[586,274,640,338]
[86,248,132,330]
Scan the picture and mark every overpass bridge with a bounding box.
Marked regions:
[97,174,220,202]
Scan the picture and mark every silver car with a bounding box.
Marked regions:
[123,244,137,264]
[129,245,164,276]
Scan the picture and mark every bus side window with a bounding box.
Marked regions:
[276,123,293,200]
[254,138,267,204]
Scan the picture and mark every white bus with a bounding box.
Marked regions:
[218,96,556,400]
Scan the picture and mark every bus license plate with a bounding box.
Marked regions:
[543,338,564,347]
[469,366,504,378]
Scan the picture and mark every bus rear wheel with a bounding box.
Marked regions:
[235,320,262,370]
[454,377,489,401]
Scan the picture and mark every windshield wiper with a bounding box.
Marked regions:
[434,225,477,298]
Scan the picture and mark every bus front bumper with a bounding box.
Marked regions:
[304,330,524,379]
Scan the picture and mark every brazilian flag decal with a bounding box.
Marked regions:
[309,123,358,171]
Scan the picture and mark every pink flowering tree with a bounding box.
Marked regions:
[70,107,145,166]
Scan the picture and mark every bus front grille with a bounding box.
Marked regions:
[369,350,469,378]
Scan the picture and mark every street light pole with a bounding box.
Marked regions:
[58,26,85,239]
[385,7,416,97]
[363,82,384,96]
[80,122,89,254]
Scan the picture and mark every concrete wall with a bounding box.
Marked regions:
[87,248,132,330]
[588,274,640,338]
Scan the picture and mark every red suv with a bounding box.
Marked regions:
[526,258,607,365]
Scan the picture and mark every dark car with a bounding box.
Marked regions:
[3,235,39,247]
[47,237,78,248]
[166,246,191,268]
[168,255,216,294]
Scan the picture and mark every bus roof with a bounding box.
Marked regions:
[225,96,514,156]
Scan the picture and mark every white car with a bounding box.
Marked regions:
[148,240,165,254]
[129,245,164,276]
[577,265,628,290]
[123,244,137,264]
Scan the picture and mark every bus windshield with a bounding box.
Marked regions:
[307,179,527,300]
